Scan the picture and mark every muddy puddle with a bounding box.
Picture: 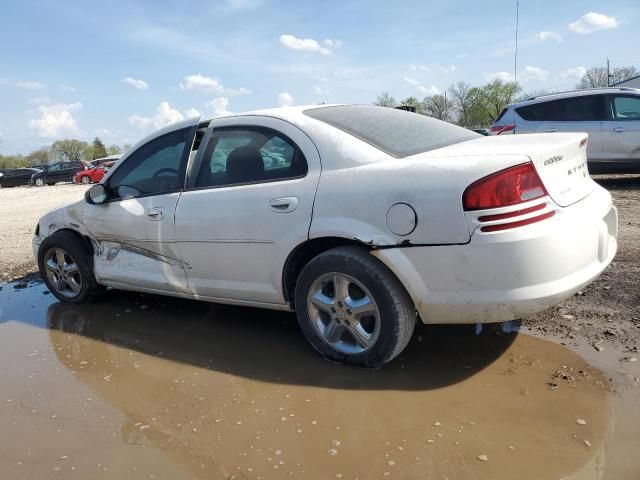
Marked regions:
[0,278,623,479]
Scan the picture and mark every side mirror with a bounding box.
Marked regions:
[85,184,108,205]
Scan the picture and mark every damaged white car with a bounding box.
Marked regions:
[33,105,618,367]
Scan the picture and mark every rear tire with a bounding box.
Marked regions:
[294,246,415,368]
[38,231,101,304]
[80,175,92,184]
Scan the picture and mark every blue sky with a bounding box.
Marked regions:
[0,0,637,154]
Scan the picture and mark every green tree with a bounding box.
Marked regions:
[106,144,121,155]
[92,137,108,159]
[422,94,454,121]
[51,139,88,162]
[374,92,397,108]
[25,147,51,166]
[576,66,638,89]
[0,154,27,169]
[399,96,424,114]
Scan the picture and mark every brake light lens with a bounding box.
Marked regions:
[490,125,515,135]
[463,162,547,211]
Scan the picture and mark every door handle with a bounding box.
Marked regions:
[543,128,558,133]
[145,207,164,220]
[268,196,299,213]
[612,127,627,133]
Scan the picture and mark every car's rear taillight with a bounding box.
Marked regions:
[463,162,547,211]
[490,125,515,135]
[463,162,555,232]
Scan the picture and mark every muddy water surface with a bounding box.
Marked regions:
[0,280,614,479]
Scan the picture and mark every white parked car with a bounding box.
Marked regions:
[33,105,618,367]
[491,87,640,173]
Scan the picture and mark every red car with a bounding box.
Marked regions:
[73,161,116,185]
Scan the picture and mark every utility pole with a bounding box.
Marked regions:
[514,2,519,86]
[607,58,613,87]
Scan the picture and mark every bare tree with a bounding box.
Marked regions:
[448,81,472,126]
[422,94,454,121]
[25,147,51,166]
[576,66,638,89]
[374,92,397,108]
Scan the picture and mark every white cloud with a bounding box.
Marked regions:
[29,102,82,138]
[521,65,549,83]
[279,34,332,55]
[122,77,149,90]
[405,76,439,95]
[417,84,439,95]
[128,101,185,130]
[28,96,50,105]
[17,81,45,90]
[538,31,563,42]
[184,108,201,118]
[179,74,250,96]
[223,0,264,10]
[278,92,294,107]
[58,84,76,93]
[569,12,618,34]
[439,64,456,74]
[403,76,420,86]
[323,38,343,48]
[409,64,431,73]
[204,97,233,117]
[559,66,587,81]
[486,71,515,82]
[314,85,328,96]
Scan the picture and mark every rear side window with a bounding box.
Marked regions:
[304,105,479,158]
[516,103,546,121]
[611,95,640,120]
[544,95,605,121]
[195,127,307,188]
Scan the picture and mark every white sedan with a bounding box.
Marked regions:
[32,105,618,367]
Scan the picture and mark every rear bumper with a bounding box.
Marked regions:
[372,186,617,324]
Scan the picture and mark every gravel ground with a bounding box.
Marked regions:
[1,175,638,351]
[0,183,89,281]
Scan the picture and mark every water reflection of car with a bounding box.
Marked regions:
[0,167,43,188]
[30,161,87,186]
[33,105,618,367]
[73,161,116,185]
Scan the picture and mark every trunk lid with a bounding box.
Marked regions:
[424,132,594,207]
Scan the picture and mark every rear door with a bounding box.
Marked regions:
[601,94,640,161]
[175,116,321,305]
[536,95,605,161]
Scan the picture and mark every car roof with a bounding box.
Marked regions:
[201,104,342,124]
[508,87,640,109]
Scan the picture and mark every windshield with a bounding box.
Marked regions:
[304,105,479,158]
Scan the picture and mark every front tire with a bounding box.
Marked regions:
[34,177,45,187]
[294,246,415,368]
[80,175,92,184]
[38,231,100,303]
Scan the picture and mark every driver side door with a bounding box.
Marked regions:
[83,119,199,294]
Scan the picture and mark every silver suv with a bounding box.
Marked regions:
[491,87,640,173]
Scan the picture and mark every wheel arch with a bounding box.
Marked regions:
[282,236,372,306]
[46,227,96,261]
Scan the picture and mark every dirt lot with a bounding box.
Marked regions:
[0,184,89,281]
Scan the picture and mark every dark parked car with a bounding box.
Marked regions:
[0,167,43,188]
[90,154,122,168]
[30,161,87,186]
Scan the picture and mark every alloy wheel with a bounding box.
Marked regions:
[43,247,83,299]
[307,272,381,355]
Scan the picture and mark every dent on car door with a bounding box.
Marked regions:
[83,119,199,293]
[601,95,640,161]
[175,118,321,304]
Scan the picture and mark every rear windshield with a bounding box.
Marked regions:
[494,107,509,123]
[304,105,479,158]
